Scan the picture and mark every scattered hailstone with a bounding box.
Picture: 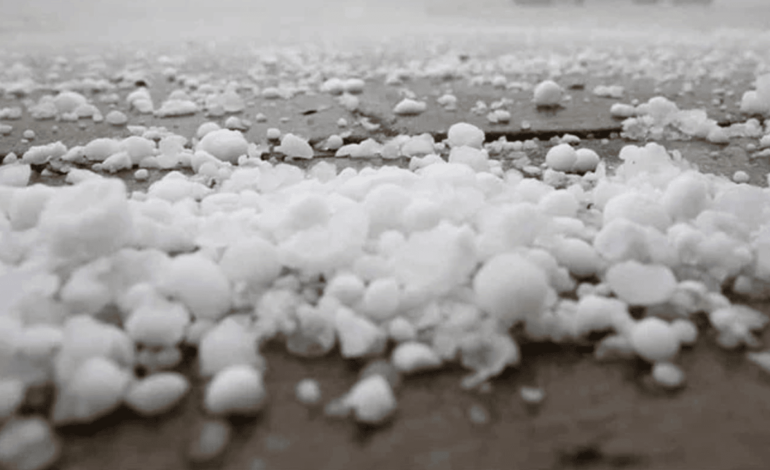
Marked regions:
[295,379,322,406]
[733,170,750,183]
[204,365,268,416]
[391,342,442,374]
[335,307,387,358]
[606,261,677,306]
[533,80,564,107]
[105,110,128,126]
[393,99,427,116]
[125,372,190,416]
[447,122,485,149]
[275,133,314,159]
[196,129,248,164]
[630,317,680,363]
[52,356,132,425]
[0,417,61,470]
[573,148,600,173]
[342,374,397,425]
[651,362,685,389]
[155,99,198,117]
[545,144,577,172]
[610,103,637,119]
[520,386,545,405]
[266,128,281,140]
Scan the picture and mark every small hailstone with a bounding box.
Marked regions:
[732,170,750,183]
[196,129,248,164]
[204,365,268,416]
[0,417,61,470]
[545,144,577,172]
[391,342,442,374]
[447,122,485,149]
[651,362,685,389]
[321,78,345,95]
[125,372,190,416]
[22,129,35,140]
[295,379,322,406]
[606,261,677,306]
[124,300,190,347]
[326,273,365,306]
[325,135,343,151]
[52,356,132,425]
[275,133,314,159]
[266,128,281,140]
[134,168,149,180]
[343,375,397,425]
[337,118,348,127]
[671,319,698,346]
[388,317,417,342]
[254,113,267,122]
[262,87,281,99]
[630,317,680,363]
[105,110,128,126]
[159,253,231,321]
[573,148,600,173]
[187,419,232,464]
[198,318,263,377]
[361,277,400,321]
[533,80,563,107]
[520,386,545,405]
[393,99,427,116]
[334,307,387,358]
[359,360,402,391]
[343,78,365,94]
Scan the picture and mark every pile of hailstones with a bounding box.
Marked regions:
[2,121,770,469]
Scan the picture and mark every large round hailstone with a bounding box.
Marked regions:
[473,253,550,327]
[630,317,680,363]
[219,238,282,287]
[343,374,397,425]
[275,133,314,159]
[573,148,600,173]
[448,146,490,172]
[533,80,563,107]
[545,144,577,172]
[125,372,190,416]
[54,91,87,114]
[603,191,672,232]
[606,261,677,306]
[447,122,485,149]
[196,129,248,164]
[38,178,133,263]
[204,365,268,416]
[159,253,232,321]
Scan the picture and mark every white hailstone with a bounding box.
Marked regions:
[0,379,25,421]
[266,128,281,140]
[660,171,710,221]
[447,122,485,149]
[388,317,417,342]
[120,136,155,165]
[550,237,602,278]
[574,295,631,337]
[54,91,87,113]
[545,144,577,172]
[573,148,600,173]
[707,126,730,144]
[101,151,133,172]
[21,141,67,165]
[325,272,366,306]
[158,253,232,321]
[125,300,190,347]
[105,110,128,126]
[0,417,61,470]
[651,362,685,389]
[0,164,31,187]
[473,253,550,327]
[393,99,427,116]
[52,356,132,425]
[671,319,698,346]
[155,99,198,117]
[0,124,12,135]
[538,189,578,218]
[18,325,63,361]
[38,178,132,262]
[196,129,248,164]
[134,169,149,180]
[361,277,400,321]
[520,386,545,405]
[732,170,750,183]
[607,261,677,306]
[220,89,245,113]
[219,238,282,287]
[391,342,442,374]
[83,138,120,161]
[325,135,344,151]
[295,379,322,406]
[321,78,345,95]
[187,419,232,464]
[204,365,268,416]
[196,122,221,140]
[610,103,637,118]
[603,191,672,232]
[746,351,770,374]
[630,317,680,363]
[343,375,397,425]
[343,78,365,94]
[198,318,262,377]
[261,87,281,99]
[448,146,489,172]
[533,80,564,107]
[335,307,387,359]
[275,133,314,159]
[7,184,55,230]
[125,372,190,416]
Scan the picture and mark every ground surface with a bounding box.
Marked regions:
[3,1,770,470]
